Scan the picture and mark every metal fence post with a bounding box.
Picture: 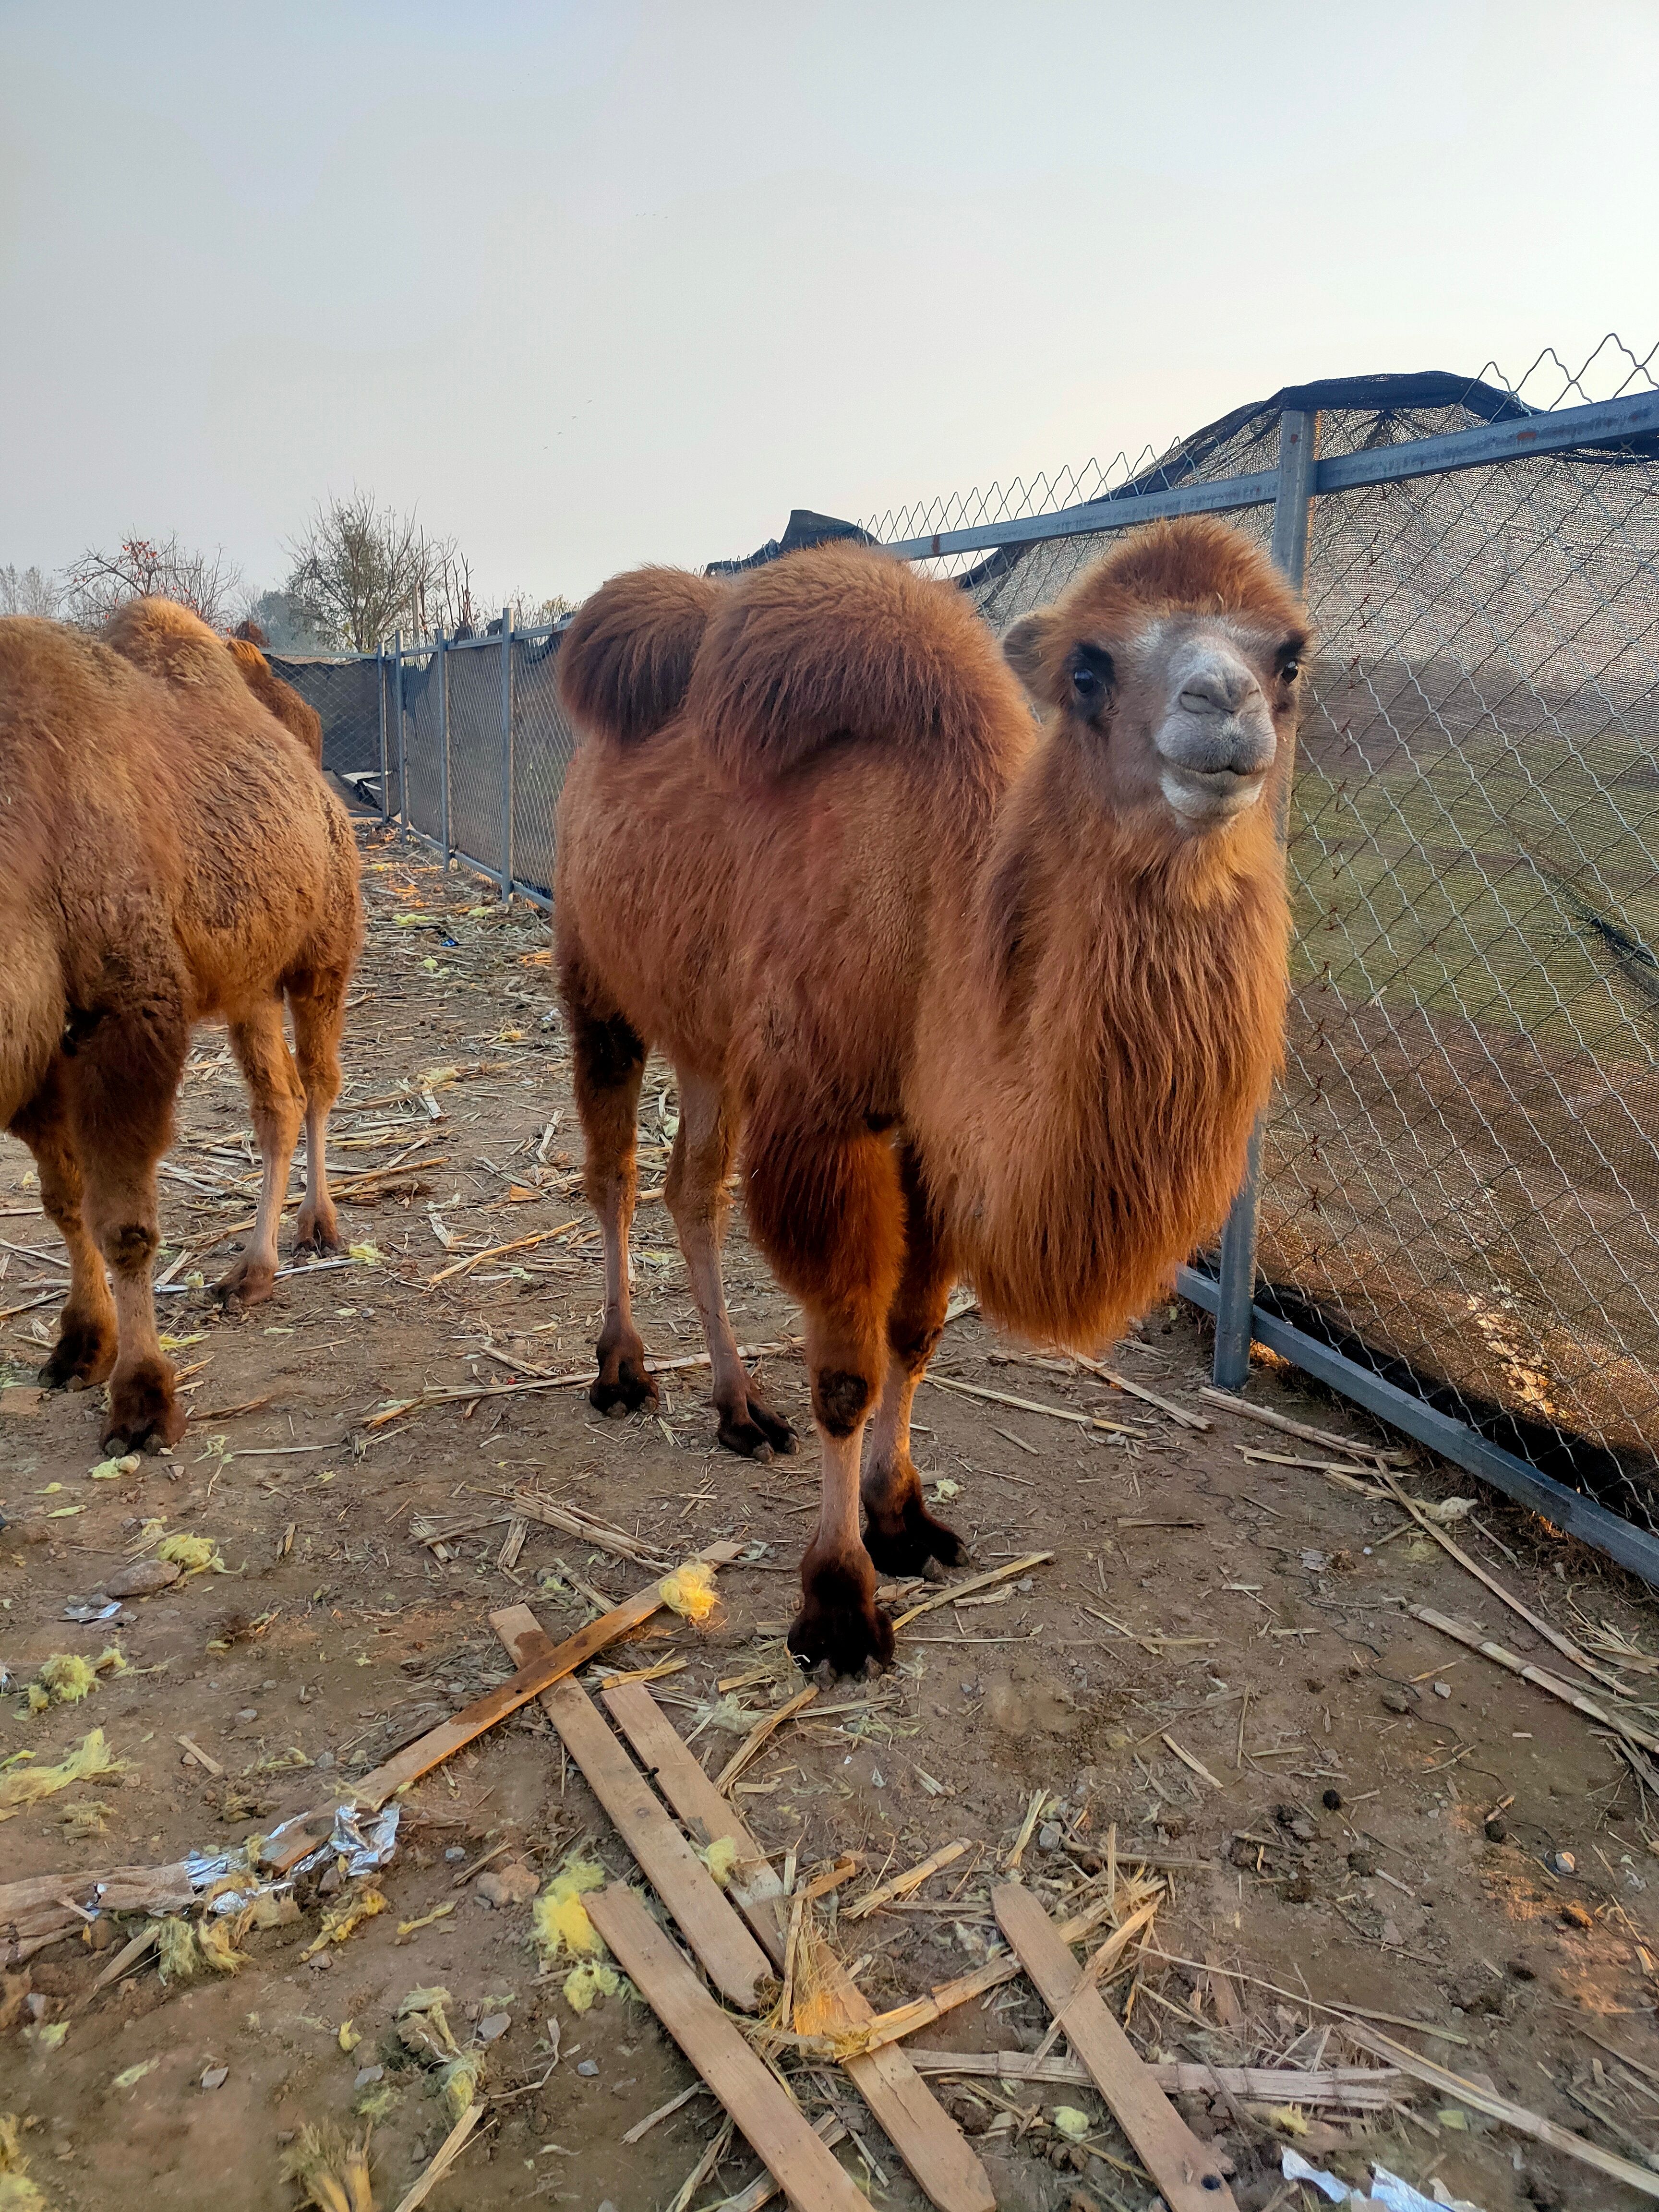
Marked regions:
[392,629,407,842]
[436,626,451,871]
[376,647,389,824]
[499,605,514,902]
[1212,407,1319,1390]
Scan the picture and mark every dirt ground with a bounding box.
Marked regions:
[4,823,1659,2212]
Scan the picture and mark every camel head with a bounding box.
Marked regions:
[1001,516,1309,838]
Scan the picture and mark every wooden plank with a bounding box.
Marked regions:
[603,1683,994,2212]
[602,1678,788,1963]
[1342,2021,1659,2200]
[902,2049,1400,2104]
[340,1541,740,1818]
[491,1608,770,2012]
[586,1884,868,2212]
[993,1884,1239,2212]
[796,1929,996,2212]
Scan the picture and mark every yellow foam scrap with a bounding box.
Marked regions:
[156,1533,224,1576]
[153,1917,201,1984]
[699,1837,739,1888]
[561,1960,621,2013]
[93,1646,129,1678]
[279,2124,375,2212]
[0,1731,123,1820]
[1053,2107,1091,2141]
[37,1656,98,1705]
[196,1917,250,1974]
[337,2020,361,2054]
[530,1862,606,1960]
[22,1686,48,1717]
[301,1884,386,1960]
[438,2049,484,2120]
[657,1560,720,1623]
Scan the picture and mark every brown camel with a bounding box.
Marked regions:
[228,620,325,766]
[554,519,1306,1674]
[0,599,362,1451]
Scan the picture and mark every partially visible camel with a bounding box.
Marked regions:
[0,599,362,1450]
[554,520,1306,1674]
[228,619,325,766]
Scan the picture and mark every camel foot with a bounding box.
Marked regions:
[589,1358,658,1419]
[39,1314,117,1391]
[102,1358,185,1454]
[294,1205,343,1258]
[715,1382,798,1464]
[863,1492,969,1577]
[787,1550,894,1680]
[216,1254,278,1311]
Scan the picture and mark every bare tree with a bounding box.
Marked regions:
[284,490,459,652]
[0,564,64,618]
[62,534,244,630]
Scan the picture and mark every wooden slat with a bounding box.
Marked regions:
[343,1540,740,1816]
[490,1608,769,2012]
[602,1682,994,2212]
[586,1884,867,2212]
[602,1678,787,1964]
[796,1930,996,2212]
[993,1884,1239,2212]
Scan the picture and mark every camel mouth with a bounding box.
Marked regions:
[1157,764,1269,826]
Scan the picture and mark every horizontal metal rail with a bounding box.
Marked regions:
[1176,1265,1659,1587]
[881,387,1659,565]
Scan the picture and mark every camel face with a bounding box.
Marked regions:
[1145,619,1287,828]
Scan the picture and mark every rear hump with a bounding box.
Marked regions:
[227,635,324,766]
[686,541,1020,786]
[558,566,723,745]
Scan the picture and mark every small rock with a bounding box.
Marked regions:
[1016,1578,1033,1593]
[237,1708,259,1723]
[1432,1680,1452,1699]
[477,1860,541,1909]
[1037,1822,1063,1853]
[1381,1917,1403,1947]
[1507,1955,1537,1980]
[308,1950,332,1971]
[355,2066,385,2089]
[477,2013,511,2043]
[104,1558,181,1599]
[1549,1850,1576,1876]
[1299,1548,1328,1572]
[200,2066,228,2091]
[1484,1815,1508,1843]
[576,2059,599,2077]
[445,1847,468,1863]
[1380,1686,1415,1715]
[314,1751,336,1770]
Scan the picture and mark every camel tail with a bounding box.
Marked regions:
[688,541,1011,784]
[557,566,724,745]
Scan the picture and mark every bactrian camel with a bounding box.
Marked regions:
[228,619,325,766]
[554,519,1306,1674]
[0,599,362,1452]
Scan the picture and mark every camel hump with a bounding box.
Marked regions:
[687,541,1013,784]
[227,635,325,765]
[558,566,724,745]
[100,597,243,700]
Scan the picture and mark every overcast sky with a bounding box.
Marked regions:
[3,0,1656,607]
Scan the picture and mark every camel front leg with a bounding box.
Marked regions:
[9,1062,118,1391]
[289,968,349,1256]
[862,1144,968,1577]
[221,1002,307,1308]
[744,1115,906,1678]
[567,988,655,1417]
[665,1067,796,1461]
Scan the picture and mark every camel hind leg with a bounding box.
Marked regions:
[564,963,655,1417]
[9,1062,118,1390]
[220,998,306,1308]
[861,1146,967,1576]
[665,1068,796,1461]
[288,964,349,1256]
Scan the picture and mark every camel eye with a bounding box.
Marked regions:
[1281,658,1300,681]
[1073,666,1098,696]
[1070,645,1112,704]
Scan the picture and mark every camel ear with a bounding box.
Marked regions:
[1001,611,1059,705]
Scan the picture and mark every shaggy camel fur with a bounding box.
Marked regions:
[555,520,1306,1673]
[0,599,362,1451]
[228,620,325,766]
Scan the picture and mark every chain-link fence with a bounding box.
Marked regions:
[276,339,1659,1574]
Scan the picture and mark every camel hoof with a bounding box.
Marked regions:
[715,1390,798,1462]
[863,1498,968,1577]
[216,1259,277,1311]
[787,1554,894,1680]
[102,1360,185,1454]
[294,1210,343,1259]
[589,1363,658,1419]
[39,1319,117,1391]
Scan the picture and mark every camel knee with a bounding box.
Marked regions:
[813,1366,873,1437]
[99,1219,159,1275]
